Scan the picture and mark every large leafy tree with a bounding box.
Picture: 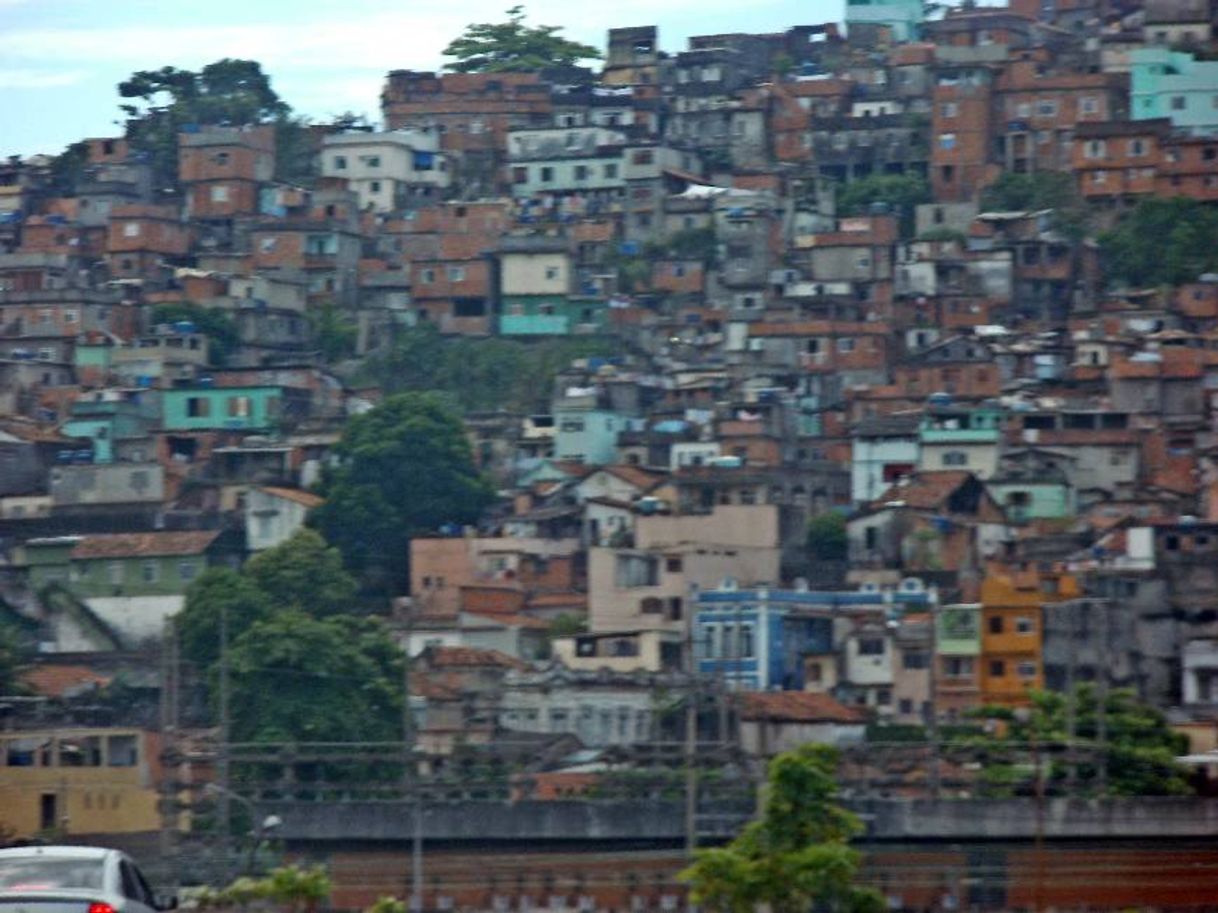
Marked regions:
[969,685,1193,797]
[442,6,601,73]
[311,393,495,591]
[979,170,1090,241]
[0,622,28,696]
[117,58,299,186]
[837,174,931,238]
[243,529,357,618]
[227,611,403,743]
[681,744,884,913]
[176,568,272,671]
[1099,197,1218,289]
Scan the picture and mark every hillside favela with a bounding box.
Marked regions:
[8,0,1218,911]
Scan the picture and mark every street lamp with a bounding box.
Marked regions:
[203,783,283,876]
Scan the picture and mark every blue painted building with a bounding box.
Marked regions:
[694,582,935,691]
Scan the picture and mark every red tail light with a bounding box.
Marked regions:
[88,903,116,913]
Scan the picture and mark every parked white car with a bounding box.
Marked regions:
[0,846,172,913]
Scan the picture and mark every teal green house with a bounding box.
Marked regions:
[500,297,608,336]
[1132,48,1218,136]
[846,0,924,41]
[161,386,282,432]
[985,454,1075,523]
[22,531,224,599]
[62,394,158,464]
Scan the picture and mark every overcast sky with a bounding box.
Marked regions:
[1,0,846,158]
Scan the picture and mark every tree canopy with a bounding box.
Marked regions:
[0,622,28,696]
[117,59,302,186]
[979,171,1089,241]
[311,392,495,591]
[837,174,931,238]
[968,685,1193,797]
[442,6,602,73]
[806,511,848,562]
[1099,197,1218,289]
[357,323,619,413]
[227,610,403,743]
[681,744,884,913]
[243,529,357,617]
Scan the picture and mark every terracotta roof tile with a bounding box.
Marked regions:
[22,664,112,698]
[259,486,325,509]
[875,471,974,510]
[602,465,668,490]
[423,645,527,670]
[736,691,867,724]
[71,530,221,560]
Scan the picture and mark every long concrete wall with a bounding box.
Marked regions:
[270,797,1218,844]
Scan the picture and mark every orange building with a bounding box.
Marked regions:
[979,565,1080,706]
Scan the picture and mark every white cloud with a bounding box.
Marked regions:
[0,68,84,88]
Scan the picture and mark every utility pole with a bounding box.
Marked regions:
[683,586,699,857]
[1095,601,1109,795]
[218,600,231,887]
[926,596,941,799]
[402,603,423,913]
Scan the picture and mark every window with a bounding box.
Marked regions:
[333,155,347,170]
[574,165,589,180]
[807,662,823,683]
[988,615,1004,634]
[1080,97,1098,115]
[836,337,855,353]
[940,102,958,118]
[186,396,210,418]
[1017,661,1037,679]
[604,163,619,179]
[938,133,957,150]
[179,561,198,583]
[1015,616,1034,634]
[559,418,585,432]
[903,651,928,670]
[989,659,1005,678]
[370,180,381,193]
[1084,139,1106,159]
[1128,139,1146,157]
[122,222,140,238]
[447,266,466,282]
[227,395,251,418]
[944,657,973,678]
[141,561,159,584]
[858,638,885,656]
[545,266,560,281]
[1172,96,1186,111]
[512,166,527,184]
[942,450,968,467]
[540,166,554,183]
[665,557,683,574]
[1035,100,1057,117]
[615,554,659,587]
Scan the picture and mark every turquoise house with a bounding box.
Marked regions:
[554,409,641,465]
[499,297,608,336]
[1132,48,1218,136]
[161,386,282,432]
[846,0,924,42]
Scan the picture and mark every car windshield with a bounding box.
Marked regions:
[0,858,104,892]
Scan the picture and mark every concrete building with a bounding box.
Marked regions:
[1132,48,1218,138]
[845,0,924,43]
[321,130,450,212]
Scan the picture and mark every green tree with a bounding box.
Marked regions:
[837,174,931,238]
[1099,197,1218,288]
[0,622,28,695]
[243,529,358,618]
[175,568,272,671]
[969,685,1193,797]
[118,59,292,186]
[312,393,495,591]
[309,302,357,364]
[980,171,1089,241]
[681,744,884,913]
[442,6,602,73]
[47,141,90,197]
[151,302,239,366]
[806,511,848,562]
[228,610,403,743]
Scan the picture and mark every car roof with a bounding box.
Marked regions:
[0,847,117,861]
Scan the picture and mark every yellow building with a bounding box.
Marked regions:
[0,728,164,839]
[979,566,1080,707]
